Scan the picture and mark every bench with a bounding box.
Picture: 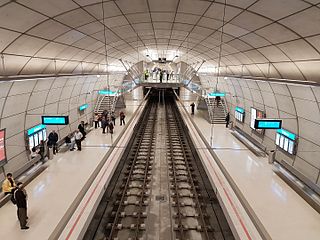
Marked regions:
[0,161,47,208]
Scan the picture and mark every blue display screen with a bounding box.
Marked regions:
[42,116,69,125]
[235,107,245,113]
[208,92,226,97]
[27,124,46,136]
[277,129,296,140]
[98,90,116,95]
[255,119,282,129]
[79,104,88,111]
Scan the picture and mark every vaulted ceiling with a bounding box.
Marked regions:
[0,0,320,82]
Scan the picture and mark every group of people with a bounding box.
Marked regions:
[2,173,29,230]
[94,111,125,135]
[144,68,175,83]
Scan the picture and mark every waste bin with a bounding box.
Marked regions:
[48,147,54,160]
[268,150,275,164]
[228,121,233,129]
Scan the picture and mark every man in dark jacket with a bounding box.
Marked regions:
[78,121,86,140]
[14,182,29,230]
[48,130,59,154]
[190,102,195,115]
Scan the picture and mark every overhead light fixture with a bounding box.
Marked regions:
[97,75,100,78]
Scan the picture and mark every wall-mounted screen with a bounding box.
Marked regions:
[98,90,116,95]
[42,116,69,125]
[250,108,265,134]
[208,92,226,97]
[276,128,297,155]
[0,129,7,166]
[79,104,88,111]
[235,106,245,122]
[254,119,282,129]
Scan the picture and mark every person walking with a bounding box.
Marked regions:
[120,111,125,126]
[2,173,16,204]
[190,102,195,115]
[48,130,59,154]
[109,121,114,134]
[78,121,86,140]
[159,70,163,83]
[74,129,83,151]
[94,114,99,129]
[216,96,221,106]
[225,112,230,128]
[111,112,116,126]
[14,182,29,230]
[101,116,107,134]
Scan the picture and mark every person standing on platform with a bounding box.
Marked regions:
[65,134,75,151]
[159,70,163,83]
[101,116,107,134]
[74,129,83,151]
[94,114,99,129]
[2,173,16,204]
[78,121,86,140]
[120,111,125,126]
[109,121,114,134]
[190,102,195,115]
[48,130,58,154]
[225,112,230,128]
[39,140,46,162]
[216,96,221,106]
[111,112,116,126]
[14,182,29,230]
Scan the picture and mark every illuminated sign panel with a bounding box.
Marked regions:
[254,119,282,129]
[79,104,88,111]
[208,92,226,97]
[0,129,6,166]
[276,128,297,155]
[42,116,69,125]
[98,90,116,95]
[235,107,245,122]
[250,108,265,134]
[27,124,46,136]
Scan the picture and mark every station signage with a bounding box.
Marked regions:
[0,129,6,166]
[208,92,226,97]
[235,106,245,122]
[79,104,88,111]
[254,119,282,129]
[276,128,297,155]
[42,116,69,125]
[27,124,46,136]
[98,90,116,95]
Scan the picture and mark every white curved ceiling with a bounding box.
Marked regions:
[0,0,320,82]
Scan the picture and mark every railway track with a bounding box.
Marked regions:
[84,92,234,240]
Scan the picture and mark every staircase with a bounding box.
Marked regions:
[94,95,118,114]
[205,98,227,124]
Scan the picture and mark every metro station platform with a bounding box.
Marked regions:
[178,88,320,240]
[0,88,145,240]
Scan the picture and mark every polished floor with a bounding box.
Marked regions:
[0,88,144,240]
[178,87,320,240]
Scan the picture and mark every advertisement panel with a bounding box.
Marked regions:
[0,129,7,166]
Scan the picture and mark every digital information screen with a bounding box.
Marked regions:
[27,124,47,151]
[79,104,88,111]
[208,92,226,97]
[254,119,282,129]
[235,107,245,122]
[98,90,116,95]
[250,108,265,134]
[42,116,69,125]
[0,129,7,166]
[275,129,297,155]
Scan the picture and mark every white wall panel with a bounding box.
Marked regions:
[288,85,315,101]
[8,81,36,96]
[275,94,296,115]
[294,98,320,123]
[0,82,12,98]
[2,93,30,117]
[298,118,320,144]
[294,157,319,183]
[28,91,48,110]
[1,113,25,137]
